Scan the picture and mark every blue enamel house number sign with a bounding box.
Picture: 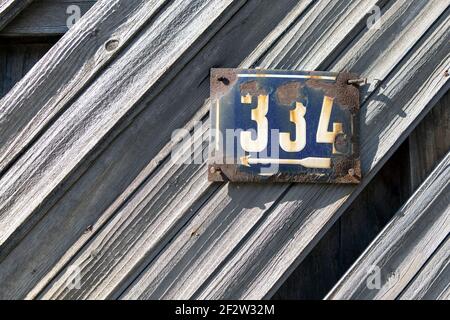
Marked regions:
[208,69,361,183]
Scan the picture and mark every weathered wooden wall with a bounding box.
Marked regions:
[1,0,96,36]
[327,150,449,299]
[274,90,450,299]
[273,139,411,299]
[0,0,448,300]
[0,0,34,31]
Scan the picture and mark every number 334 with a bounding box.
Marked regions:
[240,94,343,153]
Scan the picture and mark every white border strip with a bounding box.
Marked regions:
[237,74,336,81]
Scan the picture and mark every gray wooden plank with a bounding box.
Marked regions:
[126,2,450,298]
[196,1,448,298]
[5,0,448,300]
[327,151,450,300]
[0,0,168,179]
[399,237,450,300]
[273,141,411,300]
[39,0,450,302]
[29,0,313,300]
[0,0,237,261]
[40,124,219,299]
[199,10,449,298]
[0,0,169,258]
[1,0,96,36]
[275,79,449,299]
[409,90,450,192]
[38,0,380,300]
[0,0,300,299]
[122,1,450,300]
[0,0,33,31]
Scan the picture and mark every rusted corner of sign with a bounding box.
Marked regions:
[208,69,363,184]
[210,68,238,100]
[307,71,363,184]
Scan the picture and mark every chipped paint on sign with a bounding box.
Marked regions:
[209,69,361,183]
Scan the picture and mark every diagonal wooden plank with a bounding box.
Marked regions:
[116,3,400,298]
[33,0,316,300]
[0,0,238,261]
[0,0,169,176]
[39,0,446,300]
[0,0,33,31]
[271,140,412,300]
[399,237,450,300]
[40,125,219,300]
[37,1,380,298]
[121,1,450,299]
[0,0,297,300]
[195,9,450,300]
[0,0,170,256]
[327,152,449,300]
[1,0,97,36]
[18,0,442,297]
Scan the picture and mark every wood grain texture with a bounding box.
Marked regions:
[211,9,449,299]
[0,0,236,261]
[326,151,449,300]
[0,0,170,258]
[37,0,382,297]
[398,237,450,300]
[41,125,219,299]
[0,0,33,31]
[0,0,304,300]
[272,141,411,300]
[1,0,96,36]
[123,0,450,300]
[275,60,449,299]
[1,0,448,301]
[0,0,169,176]
[30,0,310,300]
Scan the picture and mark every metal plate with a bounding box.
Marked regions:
[208,68,361,184]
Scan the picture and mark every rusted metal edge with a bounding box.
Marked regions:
[209,69,362,184]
